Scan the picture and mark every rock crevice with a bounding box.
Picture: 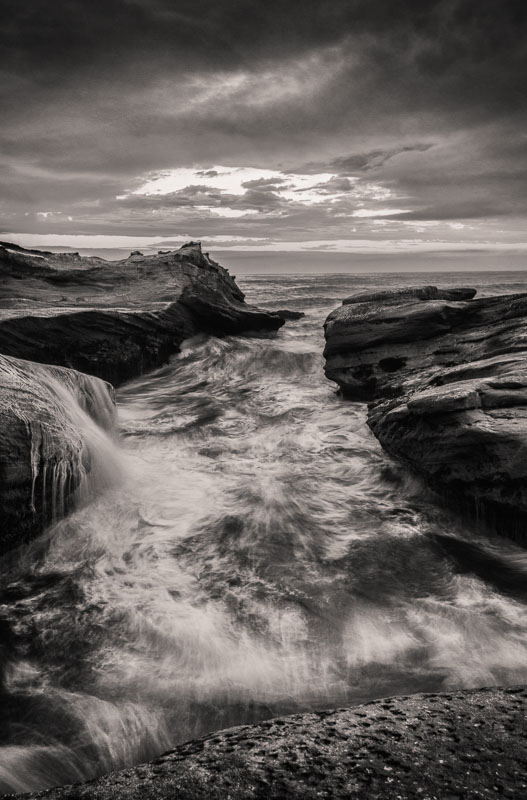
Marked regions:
[324,286,527,537]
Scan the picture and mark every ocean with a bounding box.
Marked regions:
[1,271,527,792]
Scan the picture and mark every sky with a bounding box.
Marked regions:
[1,0,526,270]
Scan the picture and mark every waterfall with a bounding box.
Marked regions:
[0,355,122,541]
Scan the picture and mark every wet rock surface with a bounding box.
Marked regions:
[0,241,284,385]
[9,686,527,800]
[0,354,115,552]
[0,242,284,546]
[324,287,527,536]
[272,309,306,320]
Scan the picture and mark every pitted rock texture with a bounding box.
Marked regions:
[10,687,527,800]
[324,287,527,537]
[0,354,115,552]
[0,241,284,385]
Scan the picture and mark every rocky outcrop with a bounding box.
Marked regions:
[273,309,305,320]
[0,354,115,553]
[0,240,240,312]
[324,287,527,537]
[342,286,477,305]
[0,240,284,549]
[0,241,284,385]
[9,686,527,799]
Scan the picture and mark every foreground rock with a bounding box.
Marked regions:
[9,686,526,799]
[0,241,284,385]
[324,287,527,537]
[0,354,115,552]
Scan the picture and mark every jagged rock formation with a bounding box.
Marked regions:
[0,354,115,552]
[0,241,284,549]
[0,241,284,385]
[9,686,527,799]
[324,287,527,536]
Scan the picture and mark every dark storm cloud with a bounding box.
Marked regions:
[117,184,287,214]
[327,146,435,176]
[370,127,527,220]
[1,1,523,74]
[2,1,524,108]
[242,178,287,189]
[1,1,526,245]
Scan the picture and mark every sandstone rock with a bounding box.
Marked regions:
[0,354,115,552]
[11,686,527,799]
[342,286,477,305]
[0,242,286,548]
[324,287,527,536]
[0,241,284,385]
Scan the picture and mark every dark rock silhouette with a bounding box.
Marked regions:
[273,309,305,320]
[324,286,527,537]
[10,687,527,799]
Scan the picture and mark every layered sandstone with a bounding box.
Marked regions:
[324,287,527,536]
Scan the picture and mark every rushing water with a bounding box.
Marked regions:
[2,271,527,793]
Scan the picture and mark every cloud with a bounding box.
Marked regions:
[112,164,411,224]
[351,208,409,218]
[0,2,525,257]
[299,144,435,176]
[241,177,287,189]
[5,230,527,257]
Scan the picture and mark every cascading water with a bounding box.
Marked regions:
[1,272,527,794]
[0,360,125,792]
[0,354,119,532]
[34,368,120,519]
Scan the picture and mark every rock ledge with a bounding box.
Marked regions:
[324,286,527,537]
[0,241,284,385]
[10,686,527,799]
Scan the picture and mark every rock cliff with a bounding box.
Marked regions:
[8,686,526,799]
[324,287,527,537]
[0,241,284,385]
[0,241,283,549]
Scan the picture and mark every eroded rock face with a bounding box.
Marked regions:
[342,285,477,305]
[324,287,527,536]
[0,240,242,311]
[0,354,116,553]
[0,241,284,385]
[11,686,527,799]
[0,242,285,549]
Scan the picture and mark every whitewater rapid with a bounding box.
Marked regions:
[1,272,527,793]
